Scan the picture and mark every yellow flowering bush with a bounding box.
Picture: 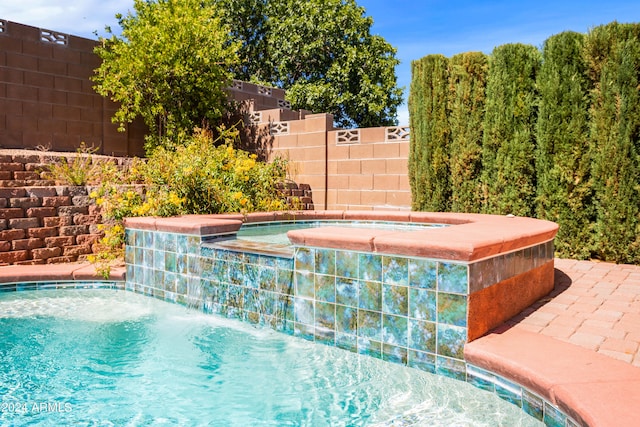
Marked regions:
[89,126,294,277]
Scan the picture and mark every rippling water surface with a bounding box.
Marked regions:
[0,289,542,426]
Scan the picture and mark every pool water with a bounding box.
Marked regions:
[236,220,439,246]
[0,290,542,426]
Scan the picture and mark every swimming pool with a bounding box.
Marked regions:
[0,289,543,426]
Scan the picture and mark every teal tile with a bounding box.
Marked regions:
[382,314,408,347]
[295,247,314,272]
[165,233,177,252]
[409,319,436,353]
[357,337,382,358]
[229,261,244,285]
[359,253,382,282]
[336,332,357,352]
[382,344,407,364]
[177,254,188,275]
[315,301,336,338]
[154,232,166,250]
[438,293,467,327]
[383,256,408,286]
[382,284,408,316]
[277,295,295,321]
[153,269,164,286]
[124,246,134,265]
[409,258,437,289]
[358,280,382,311]
[315,274,336,303]
[227,285,244,310]
[543,401,567,427]
[276,268,294,294]
[294,323,315,341]
[409,288,436,321]
[436,357,467,381]
[357,309,382,341]
[495,377,522,407]
[466,365,495,392]
[295,271,315,299]
[294,297,314,325]
[336,251,359,279]
[177,235,188,253]
[407,349,436,373]
[437,324,466,360]
[259,267,277,291]
[336,305,357,335]
[522,390,544,421]
[187,255,202,276]
[315,249,336,275]
[244,264,260,288]
[438,262,468,294]
[336,277,358,307]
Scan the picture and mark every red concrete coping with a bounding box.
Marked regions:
[285,211,558,262]
[0,263,125,283]
[122,211,558,261]
[465,327,640,427]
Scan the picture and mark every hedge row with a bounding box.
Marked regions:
[408,22,640,264]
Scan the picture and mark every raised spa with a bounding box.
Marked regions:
[120,210,572,425]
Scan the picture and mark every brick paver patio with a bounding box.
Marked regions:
[507,258,640,368]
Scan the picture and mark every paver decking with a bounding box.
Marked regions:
[507,258,640,367]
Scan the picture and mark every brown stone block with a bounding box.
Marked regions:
[76,234,100,246]
[58,206,88,216]
[59,225,89,236]
[9,197,41,209]
[0,241,10,252]
[0,218,6,230]
[53,45,81,62]
[43,216,73,227]
[7,22,40,41]
[67,92,95,108]
[13,171,39,181]
[0,180,26,187]
[26,207,57,218]
[11,238,44,251]
[26,227,58,238]
[42,196,72,207]
[31,246,62,260]
[46,255,77,264]
[73,214,101,225]
[0,250,29,264]
[0,171,11,180]
[14,259,46,266]
[9,217,40,229]
[0,208,24,219]
[24,163,49,172]
[37,118,67,134]
[44,236,75,248]
[22,101,53,118]
[0,229,25,240]
[63,245,92,257]
[0,162,24,172]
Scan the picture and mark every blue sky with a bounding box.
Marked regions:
[3,0,640,125]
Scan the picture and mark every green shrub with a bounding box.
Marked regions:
[481,43,540,216]
[585,23,640,263]
[535,31,594,259]
[408,54,451,211]
[448,52,488,213]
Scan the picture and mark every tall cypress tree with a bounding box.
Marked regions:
[408,54,451,211]
[448,52,488,213]
[481,44,541,216]
[585,23,640,263]
[536,31,594,259]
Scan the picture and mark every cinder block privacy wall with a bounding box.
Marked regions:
[1,19,411,211]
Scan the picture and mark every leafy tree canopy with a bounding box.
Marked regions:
[214,0,403,128]
[92,0,239,152]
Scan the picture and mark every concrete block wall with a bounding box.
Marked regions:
[0,20,147,156]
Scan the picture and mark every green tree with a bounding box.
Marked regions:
[93,0,239,152]
[408,54,451,211]
[535,31,594,259]
[585,23,640,263]
[448,52,488,213]
[481,43,540,216]
[215,0,403,128]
